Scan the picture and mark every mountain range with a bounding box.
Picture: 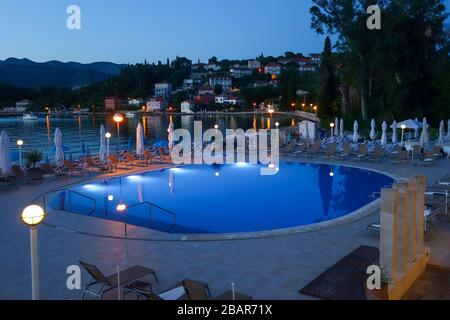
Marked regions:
[0,58,125,88]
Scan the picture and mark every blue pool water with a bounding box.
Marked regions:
[49,162,393,234]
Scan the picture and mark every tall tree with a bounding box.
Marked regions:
[318,36,337,119]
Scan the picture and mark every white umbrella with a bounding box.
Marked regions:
[438,120,444,144]
[168,117,174,151]
[353,120,359,143]
[420,118,429,147]
[136,123,145,156]
[447,119,450,140]
[339,119,344,137]
[0,131,12,174]
[414,118,420,139]
[54,128,64,167]
[392,121,398,144]
[334,117,339,136]
[99,125,107,162]
[381,121,387,146]
[370,119,376,140]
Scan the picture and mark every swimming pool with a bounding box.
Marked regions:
[49,162,394,234]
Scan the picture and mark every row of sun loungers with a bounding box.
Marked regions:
[80,260,252,301]
[283,139,446,166]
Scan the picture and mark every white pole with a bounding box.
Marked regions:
[30,227,40,300]
[231,282,235,301]
[401,129,405,145]
[19,145,22,169]
[106,138,110,160]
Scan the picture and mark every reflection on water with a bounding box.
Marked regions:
[0,113,294,157]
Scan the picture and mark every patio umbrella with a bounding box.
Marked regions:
[414,118,420,139]
[136,123,145,156]
[99,124,107,162]
[370,119,377,140]
[419,118,429,147]
[381,121,387,146]
[340,119,344,137]
[447,119,450,140]
[438,120,444,144]
[0,131,12,174]
[54,128,64,167]
[353,120,359,143]
[304,122,310,141]
[168,117,174,151]
[392,121,398,144]
[334,117,339,136]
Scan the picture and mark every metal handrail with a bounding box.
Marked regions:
[126,201,176,232]
[31,188,97,217]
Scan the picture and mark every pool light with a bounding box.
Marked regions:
[215,172,220,177]
[329,171,335,177]
[107,195,114,201]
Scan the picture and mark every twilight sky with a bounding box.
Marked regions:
[0,0,448,64]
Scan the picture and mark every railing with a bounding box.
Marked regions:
[31,188,97,217]
[30,189,176,233]
[126,201,176,233]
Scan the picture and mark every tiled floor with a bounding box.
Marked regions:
[0,158,449,300]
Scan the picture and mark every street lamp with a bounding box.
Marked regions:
[401,124,406,145]
[330,123,335,137]
[113,113,124,153]
[313,106,318,115]
[275,122,280,129]
[105,132,111,159]
[20,205,46,300]
[117,203,127,236]
[17,140,24,169]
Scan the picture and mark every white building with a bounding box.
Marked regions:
[155,82,172,98]
[181,101,194,113]
[146,98,167,112]
[209,77,232,92]
[128,98,144,106]
[15,99,33,111]
[230,66,252,78]
[248,60,261,69]
[264,63,282,76]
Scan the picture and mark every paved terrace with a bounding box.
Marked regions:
[0,158,448,300]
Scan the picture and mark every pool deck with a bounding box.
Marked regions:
[0,158,449,300]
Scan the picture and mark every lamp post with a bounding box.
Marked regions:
[105,132,111,160]
[17,140,24,169]
[113,113,124,153]
[275,122,279,129]
[117,203,127,236]
[401,124,406,146]
[20,205,46,300]
[330,123,335,137]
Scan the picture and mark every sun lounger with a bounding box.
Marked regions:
[419,151,434,166]
[85,157,110,172]
[158,147,172,163]
[390,150,408,164]
[124,152,147,167]
[144,150,153,164]
[352,144,369,161]
[306,142,321,158]
[431,145,442,159]
[338,142,352,160]
[108,155,132,171]
[368,147,384,163]
[40,163,66,177]
[79,261,158,300]
[12,165,43,183]
[63,160,87,176]
[321,143,336,159]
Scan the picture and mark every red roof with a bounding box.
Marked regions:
[266,62,281,67]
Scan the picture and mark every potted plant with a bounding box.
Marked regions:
[25,149,43,168]
[365,264,390,300]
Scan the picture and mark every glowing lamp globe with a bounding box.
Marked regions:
[17,140,24,146]
[116,203,127,212]
[113,113,124,123]
[105,132,112,139]
[21,205,46,227]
